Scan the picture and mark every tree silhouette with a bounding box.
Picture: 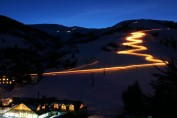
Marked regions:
[151,58,177,117]
[122,81,145,114]
[121,58,177,117]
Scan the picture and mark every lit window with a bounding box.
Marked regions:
[42,105,45,109]
[61,104,66,111]
[69,104,74,111]
[54,103,59,109]
[37,105,40,111]
[80,104,85,109]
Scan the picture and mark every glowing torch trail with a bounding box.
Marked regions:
[42,63,165,75]
[31,31,166,76]
[117,31,165,63]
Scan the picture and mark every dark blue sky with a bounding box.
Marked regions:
[0,0,177,28]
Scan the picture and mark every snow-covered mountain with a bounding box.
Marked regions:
[1,15,177,81]
[29,24,97,42]
[0,15,177,117]
[29,24,96,35]
[0,15,61,51]
[0,15,63,76]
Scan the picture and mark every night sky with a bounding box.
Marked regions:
[0,0,177,28]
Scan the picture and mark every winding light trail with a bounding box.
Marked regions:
[31,30,166,76]
[117,31,164,63]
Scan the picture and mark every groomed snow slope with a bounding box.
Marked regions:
[4,66,158,118]
[3,28,177,117]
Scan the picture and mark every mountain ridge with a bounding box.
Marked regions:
[0,15,177,87]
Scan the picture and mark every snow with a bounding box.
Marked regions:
[1,32,175,117]
[0,19,177,117]
[0,34,28,48]
[70,32,149,69]
[2,66,158,117]
[145,29,177,58]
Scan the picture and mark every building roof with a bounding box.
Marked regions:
[10,97,86,114]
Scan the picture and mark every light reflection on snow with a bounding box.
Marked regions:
[34,31,166,76]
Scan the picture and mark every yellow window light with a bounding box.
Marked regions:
[80,104,85,109]
[54,103,59,109]
[37,105,41,111]
[42,105,45,109]
[61,104,66,111]
[69,104,74,111]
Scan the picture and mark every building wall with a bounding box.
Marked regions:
[3,111,38,118]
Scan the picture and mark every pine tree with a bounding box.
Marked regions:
[151,58,177,117]
[122,81,144,114]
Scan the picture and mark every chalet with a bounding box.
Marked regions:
[3,103,50,118]
[2,97,87,118]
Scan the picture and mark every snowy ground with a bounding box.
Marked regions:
[2,66,160,118]
[1,29,176,118]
